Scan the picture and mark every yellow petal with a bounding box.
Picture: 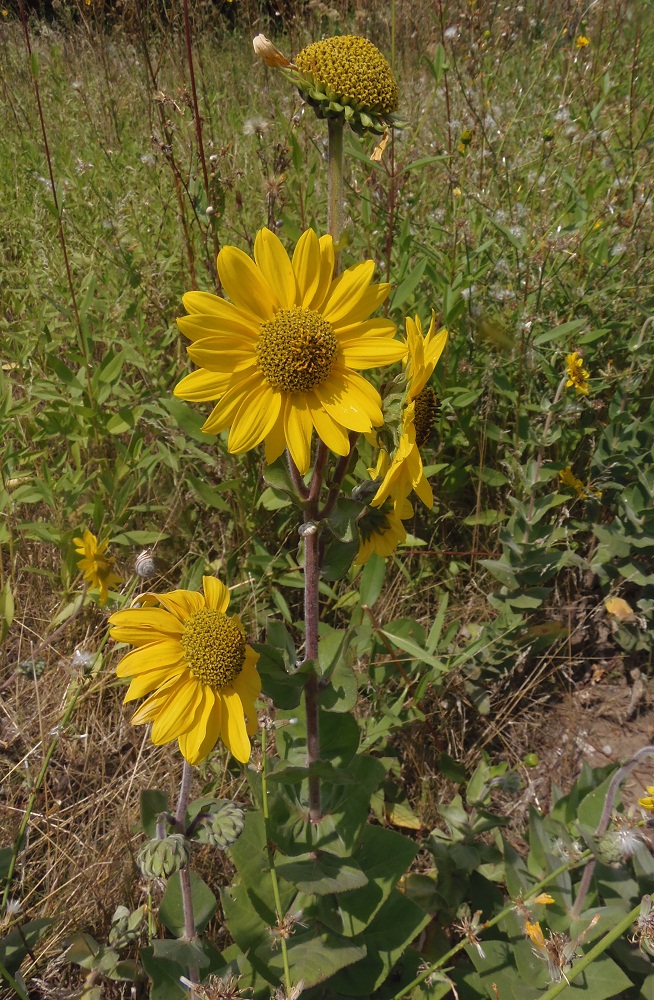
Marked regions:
[115,640,185,677]
[337,318,398,342]
[178,688,221,764]
[109,608,185,644]
[308,398,350,455]
[124,664,189,702]
[292,229,322,307]
[174,367,231,402]
[220,688,251,762]
[233,658,262,701]
[177,313,259,343]
[187,341,256,374]
[150,677,204,744]
[341,338,408,369]
[201,371,266,436]
[322,260,376,325]
[181,291,261,328]
[202,576,230,613]
[306,235,335,311]
[330,283,390,329]
[264,408,287,465]
[284,395,313,474]
[151,590,205,622]
[254,228,298,309]
[217,245,279,320]
[227,383,283,453]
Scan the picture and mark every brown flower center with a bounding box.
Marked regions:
[413,387,439,448]
[256,307,337,393]
[181,609,246,689]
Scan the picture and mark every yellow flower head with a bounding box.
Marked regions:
[254,33,402,134]
[559,465,601,500]
[109,577,261,765]
[175,228,406,474]
[405,312,448,402]
[371,402,433,511]
[575,35,590,48]
[565,351,590,395]
[73,529,122,606]
[355,495,412,565]
[638,786,654,812]
[533,893,556,905]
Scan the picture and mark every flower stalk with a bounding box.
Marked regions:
[261,725,293,993]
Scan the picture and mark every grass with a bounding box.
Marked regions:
[0,0,653,994]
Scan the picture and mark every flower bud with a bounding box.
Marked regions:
[191,800,245,849]
[137,834,190,879]
[253,34,292,69]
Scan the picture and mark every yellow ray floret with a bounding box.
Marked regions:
[109,576,261,765]
[174,228,406,474]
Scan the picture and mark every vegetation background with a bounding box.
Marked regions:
[0,0,653,995]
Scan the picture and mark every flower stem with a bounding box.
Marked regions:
[261,726,293,994]
[328,117,344,269]
[175,761,199,989]
[537,902,642,1000]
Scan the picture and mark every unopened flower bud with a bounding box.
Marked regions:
[137,834,190,879]
[191,800,245,849]
[253,34,292,69]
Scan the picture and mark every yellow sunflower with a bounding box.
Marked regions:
[174,228,406,475]
[371,313,448,510]
[73,529,122,606]
[565,352,590,395]
[109,577,261,765]
[639,787,654,812]
[355,496,412,565]
[371,403,433,510]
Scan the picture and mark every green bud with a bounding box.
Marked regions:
[191,800,245,849]
[596,831,623,866]
[524,753,539,768]
[542,129,554,142]
[137,834,190,879]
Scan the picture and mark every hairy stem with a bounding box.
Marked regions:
[261,726,293,993]
[175,761,199,987]
[328,117,344,270]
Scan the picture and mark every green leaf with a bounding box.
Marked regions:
[379,627,448,672]
[111,530,168,545]
[321,537,358,580]
[276,852,368,895]
[358,553,386,607]
[533,317,587,347]
[151,938,211,970]
[338,825,419,936]
[262,930,367,989]
[140,947,186,1000]
[463,509,507,526]
[320,658,358,712]
[140,788,169,837]
[390,258,427,311]
[0,918,53,975]
[159,871,217,936]
[330,890,430,995]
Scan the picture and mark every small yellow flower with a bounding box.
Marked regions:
[559,466,600,499]
[109,577,261,764]
[175,228,406,474]
[372,404,433,510]
[533,893,556,905]
[453,187,462,197]
[638,787,654,812]
[74,530,122,606]
[565,351,590,395]
[525,920,547,949]
[575,35,590,48]
[1,8,8,15]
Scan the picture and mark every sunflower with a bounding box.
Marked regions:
[109,577,261,765]
[371,402,433,510]
[639,787,654,812]
[74,529,122,606]
[174,228,406,474]
[355,496,412,565]
[370,314,448,511]
[253,34,404,135]
[565,352,590,395]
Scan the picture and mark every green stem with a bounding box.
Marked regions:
[0,960,29,1000]
[175,761,199,991]
[537,903,642,1000]
[261,726,293,994]
[389,852,592,1000]
[328,117,344,268]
